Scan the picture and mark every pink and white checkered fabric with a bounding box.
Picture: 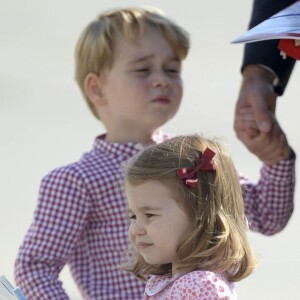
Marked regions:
[14,133,295,299]
[241,154,295,235]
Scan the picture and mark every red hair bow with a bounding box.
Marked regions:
[176,148,216,188]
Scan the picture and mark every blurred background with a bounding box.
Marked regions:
[1,1,299,299]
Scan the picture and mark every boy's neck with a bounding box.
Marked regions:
[105,128,161,144]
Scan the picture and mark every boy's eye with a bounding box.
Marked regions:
[136,68,149,73]
[165,67,180,76]
[167,68,179,73]
[133,68,151,77]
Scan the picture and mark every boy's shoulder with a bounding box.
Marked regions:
[40,145,105,185]
[39,133,138,185]
[40,131,175,187]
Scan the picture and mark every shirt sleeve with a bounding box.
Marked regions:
[240,155,296,235]
[14,166,90,299]
[242,0,296,95]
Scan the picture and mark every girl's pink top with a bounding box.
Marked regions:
[144,270,237,300]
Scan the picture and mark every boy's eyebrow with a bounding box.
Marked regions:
[128,54,180,64]
[128,54,154,64]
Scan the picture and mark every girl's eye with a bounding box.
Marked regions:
[128,214,136,221]
[145,213,156,219]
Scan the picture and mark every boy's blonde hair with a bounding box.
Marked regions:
[75,6,190,120]
[122,134,257,282]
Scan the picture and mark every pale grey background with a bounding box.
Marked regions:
[1,1,299,299]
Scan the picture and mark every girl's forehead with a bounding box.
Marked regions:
[126,180,185,210]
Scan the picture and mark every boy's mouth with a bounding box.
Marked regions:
[152,96,171,104]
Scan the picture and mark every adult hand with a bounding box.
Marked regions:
[234,64,277,137]
[234,64,290,164]
[235,108,290,164]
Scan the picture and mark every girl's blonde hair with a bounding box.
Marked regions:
[75,6,190,120]
[122,134,257,282]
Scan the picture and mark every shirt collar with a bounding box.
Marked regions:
[92,130,169,160]
[145,273,181,296]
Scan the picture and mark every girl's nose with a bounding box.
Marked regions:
[130,220,146,236]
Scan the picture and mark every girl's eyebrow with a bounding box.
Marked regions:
[126,206,162,214]
[126,208,134,215]
[140,206,162,211]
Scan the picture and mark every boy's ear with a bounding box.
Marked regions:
[84,73,107,106]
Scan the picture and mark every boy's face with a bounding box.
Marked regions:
[98,27,183,143]
[126,180,192,274]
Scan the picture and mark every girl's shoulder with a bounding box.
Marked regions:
[175,270,236,299]
[145,271,236,299]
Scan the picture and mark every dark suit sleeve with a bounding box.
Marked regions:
[242,0,296,95]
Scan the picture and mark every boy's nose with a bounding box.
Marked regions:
[152,72,170,88]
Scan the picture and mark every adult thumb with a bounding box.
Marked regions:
[253,102,274,133]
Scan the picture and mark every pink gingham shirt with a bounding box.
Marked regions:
[14,132,295,299]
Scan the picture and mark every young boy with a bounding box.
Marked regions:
[14,6,296,300]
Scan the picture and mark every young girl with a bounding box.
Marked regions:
[122,134,257,299]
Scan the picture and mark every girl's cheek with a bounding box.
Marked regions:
[128,229,135,243]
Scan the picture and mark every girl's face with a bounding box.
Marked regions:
[126,179,192,273]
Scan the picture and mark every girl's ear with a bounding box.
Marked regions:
[84,73,107,106]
